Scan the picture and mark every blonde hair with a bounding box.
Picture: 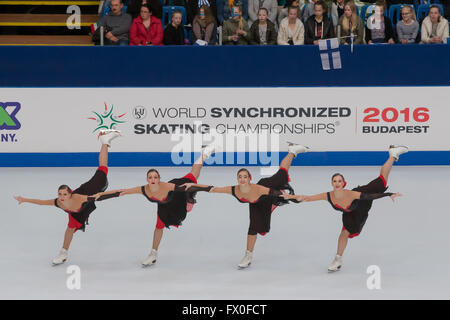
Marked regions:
[341,1,358,32]
[401,5,416,21]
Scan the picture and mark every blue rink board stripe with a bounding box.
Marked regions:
[0,151,449,167]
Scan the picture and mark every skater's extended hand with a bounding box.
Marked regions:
[180,183,194,190]
[390,192,402,202]
[14,196,24,204]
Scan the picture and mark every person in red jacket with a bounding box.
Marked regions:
[129,3,163,45]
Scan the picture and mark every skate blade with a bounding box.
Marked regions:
[52,259,67,266]
[327,267,341,273]
[237,263,251,270]
[141,261,156,268]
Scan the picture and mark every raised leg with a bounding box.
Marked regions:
[379,156,395,183]
[190,154,205,180]
[99,144,109,168]
[280,153,295,171]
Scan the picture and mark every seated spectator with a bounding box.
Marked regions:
[217,0,249,25]
[222,4,250,44]
[331,0,345,27]
[249,8,277,44]
[337,1,364,44]
[191,5,218,45]
[127,0,162,19]
[99,0,132,45]
[129,3,164,45]
[278,0,302,25]
[248,0,278,26]
[187,0,218,25]
[304,0,335,44]
[421,4,449,44]
[277,6,305,44]
[163,11,186,45]
[303,0,320,22]
[365,1,395,44]
[396,5,419,44]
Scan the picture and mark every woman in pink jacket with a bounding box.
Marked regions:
[129,3,163,45]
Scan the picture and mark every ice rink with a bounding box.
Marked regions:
[1,165,449,299]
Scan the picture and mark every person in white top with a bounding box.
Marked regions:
[421,5,449,44]
[277,6,305,45]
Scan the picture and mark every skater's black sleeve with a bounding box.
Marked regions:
[174,185,213,193]
[360,192,394,201]
[86,192,121,202]
[269,189,301,204]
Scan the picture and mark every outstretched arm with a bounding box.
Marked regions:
[181,183,228,194]
[282,193,327,202]
[13,196,54,206]
[92,186,142,200]
[357,192,401,202]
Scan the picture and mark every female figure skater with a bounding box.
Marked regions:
[13,130,121,265]
[283,145,408,272]
[184,143,308,269]
[93,145,217,267]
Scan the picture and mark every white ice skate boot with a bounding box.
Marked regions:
[99,129,121,147]
[328,254,343,272]
[142,249,158,267]
[388,145,408,161]
[201,144,220,159]
[238,250,253,269]
[52,248,68,266]
[287,142,309,158]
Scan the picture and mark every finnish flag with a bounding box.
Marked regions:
[318,38,342,70]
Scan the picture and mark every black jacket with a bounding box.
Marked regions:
[304,15,335,44]
[248,20,277,45]
[163,24,185,45]
[365,16,395,43]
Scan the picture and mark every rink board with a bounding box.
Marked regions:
[0,87,449,166]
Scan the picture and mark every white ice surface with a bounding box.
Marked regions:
[1,166,449,300]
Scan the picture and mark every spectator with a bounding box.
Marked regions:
[396,5,419,44]
[187,0,218,25]
[164,11,186,45]
[365,0,395,44]
[249,8,278,44]
[222,4,250,44]
[99,0,132,45]
[127,0,162,19]
[217,0,249,24]
[129,3,164,45]
[278,0,302,25]
[421,4,449,44]
[303,0,320,22]
[331,0,346,27]
[191,5,218,45]
[277,6,305,44]
[337,1,364,44]
[248,0,278,26]
[304,0,335,44]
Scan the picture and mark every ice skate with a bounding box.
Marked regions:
[142,249,158,267]
[388,145,408,161]
[201,144,220,159]
[52,248,68,266]
[238,250,253,269]
[328,254,342,273]
[98,129,121,147]
[287,142,309,158]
